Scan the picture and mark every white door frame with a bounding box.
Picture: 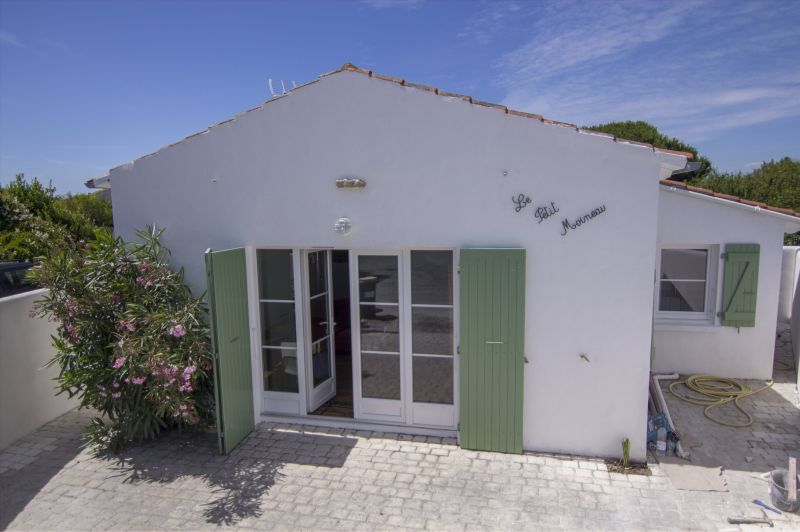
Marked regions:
[249,246,458,430]
[350,250,407,423]
[403,248,459,429]
[301,249,337,413]
[250,247,309,416]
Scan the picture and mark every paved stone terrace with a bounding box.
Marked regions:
[1,407,798,531]
[659,323,800,527]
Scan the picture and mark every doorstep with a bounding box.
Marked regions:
[259,413,459,441]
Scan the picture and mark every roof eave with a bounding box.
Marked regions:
[85,174,111,190]
[660,180,800,227]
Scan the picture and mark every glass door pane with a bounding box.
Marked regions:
[355,253,403,420]
[257,250,299,394]
[409,250,456,428]
[306,250,335,412]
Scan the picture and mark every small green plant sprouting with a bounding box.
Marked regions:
[621,437,631,468]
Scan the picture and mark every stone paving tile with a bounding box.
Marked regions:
[659,323,799,530]
[2,327,798,530]
[3,408,798,531]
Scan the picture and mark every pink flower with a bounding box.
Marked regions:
[131,376,146,385]
[112,357,126,369]
[168,324,186,338]
[64,299,80,318]
[182,365,196,378]
[112,381,119,388]
[64,323,80,342]
[111,392,121,399]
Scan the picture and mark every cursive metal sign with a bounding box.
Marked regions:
[513,194,560,223]
[512,194,532,212]
[560,205,607,236]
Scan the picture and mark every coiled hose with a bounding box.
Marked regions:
[668,375,773,428]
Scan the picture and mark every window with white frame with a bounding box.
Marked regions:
[657,246,717,321]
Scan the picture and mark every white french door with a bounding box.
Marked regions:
[303,250,337,412]
[351,251,405,422]
[351,250,457,428]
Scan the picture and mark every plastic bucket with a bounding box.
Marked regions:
[769,469,800,513]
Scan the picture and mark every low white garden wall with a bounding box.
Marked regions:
[792,268,800,391]
[778,247,799,323]
[0,289,78,449]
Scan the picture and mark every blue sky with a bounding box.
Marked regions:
[1,0,798,194]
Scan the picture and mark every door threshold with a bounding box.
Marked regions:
[259,413,458,439]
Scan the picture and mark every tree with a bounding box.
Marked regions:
[691,158,800,245]
[0,174,112,261]
[584,120,711,176]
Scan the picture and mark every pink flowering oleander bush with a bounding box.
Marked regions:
[29,226,214,453]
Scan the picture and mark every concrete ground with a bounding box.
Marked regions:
[0,327,797,530]
[659,323,799,528]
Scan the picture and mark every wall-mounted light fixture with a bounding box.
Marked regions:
[336,177,367,189]
[333,217,352,235]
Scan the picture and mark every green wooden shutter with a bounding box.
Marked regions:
[205,248,255,454]
[721,244,760,328]
[459,248,525,454]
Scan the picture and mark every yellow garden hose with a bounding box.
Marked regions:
[668,375,773,428]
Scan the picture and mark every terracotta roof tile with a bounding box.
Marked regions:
[579,129,615,139]
[372,72,405,84]
[437,90,473,103]
[617,139,654,150]
[739,198,769,208]
[403,81,438,93]
[660,179,800,220]
[473,99,508,112]
[767,205,796,216]
[508,109,544,121]
[542,118,578,129]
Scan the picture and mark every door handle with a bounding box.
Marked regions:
[485,341,503,345]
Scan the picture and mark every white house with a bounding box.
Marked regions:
[87,63,800,460]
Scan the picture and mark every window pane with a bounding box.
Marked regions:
[361,353,400,399]
[411,250,453,305]
[261,302,296,346]
[660,249,707,281]
[309,294,329,342]
[413,356,453,404]
[659,281,706,312]
[412,307,453,355]
[257,249,294,300]
[311,338,331,387]
[359,304,399,352]
[358,255,398,303]
[308,251,327,297]
[263,347,298,393]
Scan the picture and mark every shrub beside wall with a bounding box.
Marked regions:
[29,227,214,452]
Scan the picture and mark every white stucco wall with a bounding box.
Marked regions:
[778,247,799,323]
[791,252,800,388]
[0,290,79,449]
[107,70,686,461]
[654,190,796,380]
